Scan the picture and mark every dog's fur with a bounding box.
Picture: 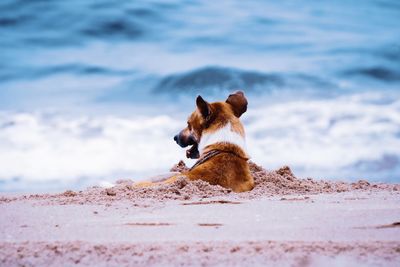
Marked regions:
[136,91,254,192]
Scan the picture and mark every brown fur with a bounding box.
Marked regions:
[135,91,254,192]
[185,143,254,192]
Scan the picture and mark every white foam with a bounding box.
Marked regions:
[0,112,184,182]
[0,92,399,189]
[245,93,400,179]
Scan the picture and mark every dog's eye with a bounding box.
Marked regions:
[187,122,192,130]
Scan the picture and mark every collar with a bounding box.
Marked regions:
[190,143,249,171]
[189,149,223,171]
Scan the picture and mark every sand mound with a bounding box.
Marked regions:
[3,161,398,205]
[246,162,349,198]
[170,160,190,173]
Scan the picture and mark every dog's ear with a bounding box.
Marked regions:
[196,95,211,118]
[226,91,248,117]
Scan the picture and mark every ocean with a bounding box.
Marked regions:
[0,0,399,191]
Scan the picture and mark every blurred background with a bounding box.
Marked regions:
[0,0,399,192]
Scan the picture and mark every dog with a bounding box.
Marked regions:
[136,91,254,192]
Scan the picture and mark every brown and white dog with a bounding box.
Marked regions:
[136,91,254,192]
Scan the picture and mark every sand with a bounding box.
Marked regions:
[1,162,400,266]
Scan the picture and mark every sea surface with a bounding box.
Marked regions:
[0,0,399,191]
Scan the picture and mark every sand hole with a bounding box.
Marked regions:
[280,197,310,201]
[124,222,173,226]
[181,200,241,205]
[376,222,400,229]
[198,223,223,227]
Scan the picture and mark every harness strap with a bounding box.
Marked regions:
[189,149,246,171]
[189,150,223,171]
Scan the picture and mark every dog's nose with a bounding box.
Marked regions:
[173,134,178,143]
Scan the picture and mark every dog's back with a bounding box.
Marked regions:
[185,143,254,192]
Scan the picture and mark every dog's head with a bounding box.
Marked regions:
[174,91,248,159]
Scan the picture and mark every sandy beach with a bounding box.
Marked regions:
[1,162,399,266]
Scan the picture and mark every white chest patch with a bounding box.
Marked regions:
[198,122,247,154]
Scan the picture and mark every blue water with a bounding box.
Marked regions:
[0,0,399,191]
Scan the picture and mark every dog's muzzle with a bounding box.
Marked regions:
[173,131,196,148]
[174,131,200,159]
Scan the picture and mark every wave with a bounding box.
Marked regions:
[0,64,133,83]
[342,66,400,82]
[154,67,283,93]
[80,19,143,40]
[154,66,339,94]
[1,0,399,99]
